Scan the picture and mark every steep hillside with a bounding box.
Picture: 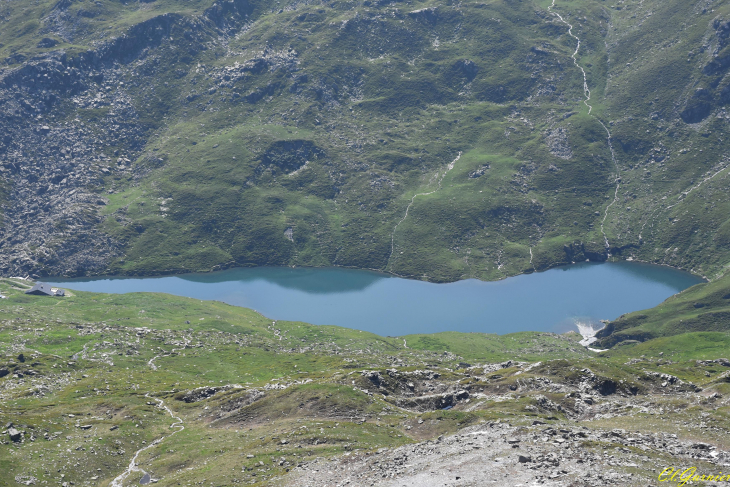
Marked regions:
[0,0,728,281]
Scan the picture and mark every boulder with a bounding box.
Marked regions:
[181,386,223,403]
[8,427,21,442]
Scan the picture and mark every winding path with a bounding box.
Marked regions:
[386,152,462,270]
[110,338,190,486]
[109,397,184,487]
[547,0,621,252]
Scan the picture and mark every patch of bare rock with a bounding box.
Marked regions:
[288,420,727,486]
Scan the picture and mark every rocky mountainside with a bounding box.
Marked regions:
[0,0,729,282]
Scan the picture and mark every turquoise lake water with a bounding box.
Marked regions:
[47,262,704,336]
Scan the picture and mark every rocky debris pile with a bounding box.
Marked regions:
[391,389,469,412]
[544,125,573,160]
[697,358,730,367]
[208,48,299,88]
[179,384,246,403]
[0,53,140,276]
[351,359,705,417]
[481,359,526,373]
[467,164,490,178]
[181,386,225,403]
[679,17,730,123]
[290,421,730,487]
[643,371,700,392]
[13,475,37,486]
[0,6,252,277]
[358,368,465,406]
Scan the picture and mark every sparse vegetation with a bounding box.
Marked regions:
[2,282,730,485]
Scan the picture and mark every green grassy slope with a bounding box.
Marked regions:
[0,280,593,485]
[4,281,730,485]
[598,0,730,279]
[94,0,606,281]
[1,0,728,282]
[594,271,730,348]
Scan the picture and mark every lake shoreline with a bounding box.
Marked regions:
[45,258,707,286]
[45,262,704,338]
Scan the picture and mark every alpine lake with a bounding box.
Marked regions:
[47,262,704,337]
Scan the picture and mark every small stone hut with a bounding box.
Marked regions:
[24,282,65,296]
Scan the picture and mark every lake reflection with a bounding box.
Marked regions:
[179,266,388,294]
